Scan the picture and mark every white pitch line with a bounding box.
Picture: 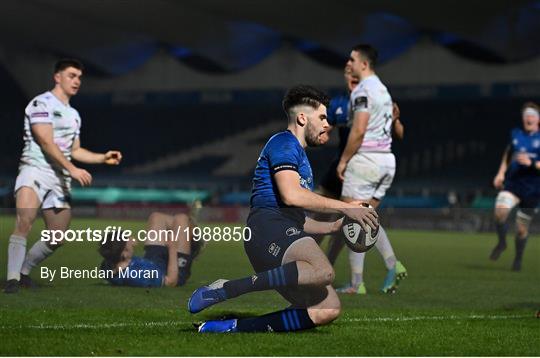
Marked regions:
[343,314,530,323]
[0,314,531,330]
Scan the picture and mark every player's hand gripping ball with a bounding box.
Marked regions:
[341,205,380,253]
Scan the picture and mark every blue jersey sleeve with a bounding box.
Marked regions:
[107,257,164,288]
[327,95,349,126]
[266,136,302,174]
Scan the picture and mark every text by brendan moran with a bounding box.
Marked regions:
[40,266,159,282]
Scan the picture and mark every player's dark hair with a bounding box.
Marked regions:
[352,44,378,69]
[522,101,539,112]
[282,85,330,116]
[54,58,84,74]
[98,231,127,269]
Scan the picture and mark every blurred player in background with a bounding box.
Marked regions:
[316,65,404,269]
[99,212,202,287]
[490,101,539,271]
[336,44,407,294]
[187,85,378,333]
[4,59,122,294]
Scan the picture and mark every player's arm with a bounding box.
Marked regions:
[71,138,122,165]
[163,237,179,287]
[515,152,540,170]
[303,216,344,234]
[274,170,378,229]
[337,111,369,180]
[392,102,404,140]
[493,145,511,189]
[31,123,92,186]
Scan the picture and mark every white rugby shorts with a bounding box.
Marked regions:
[342,152,396,201]
[15,165,72,209]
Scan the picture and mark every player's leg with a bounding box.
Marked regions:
[339,153,379,293]
[339,192,371,294]
[491,191,519,260]
[188,237,325,314]
[170,213,195,285]
[198,238,340,333]
[370,155,407,293]
[145,212,195,285]
[5,187,41,293]
[20,207,71,279]
[511,206,535,271]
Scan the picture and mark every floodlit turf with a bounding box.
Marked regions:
[0,215,539,356]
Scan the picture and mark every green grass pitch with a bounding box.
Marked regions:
[0,215,539,356]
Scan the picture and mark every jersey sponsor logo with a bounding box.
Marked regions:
[353,96,368,111]
[53,110,62,118]
[30,112,49,118]
[299,176,312,189]
[268,242,281,257]
[285,227,301,236]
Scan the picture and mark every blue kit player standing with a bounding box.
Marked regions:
[188,85,378,333]
[490,102,540,271]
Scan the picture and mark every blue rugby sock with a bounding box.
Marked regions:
[496,222,508,246]
[514,235,528,262]
[236,308,315,332]
[222,262,298,299]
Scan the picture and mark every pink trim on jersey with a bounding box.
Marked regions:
[360,139,392,152]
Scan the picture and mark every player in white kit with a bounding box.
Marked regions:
[336,45,407,294]
[4,59,122,293]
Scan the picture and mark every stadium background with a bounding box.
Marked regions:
[1,1,539,219]
[1,1,540,228]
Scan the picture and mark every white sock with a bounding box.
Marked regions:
[20,240,54,275]
[348,249,365,286]
[375,225,397,270]
[7,235,27,281]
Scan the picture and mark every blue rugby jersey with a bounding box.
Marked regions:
[327,94,350,154]
[504,128,540,199]
[107,256,164,288]
[250,131,313,223]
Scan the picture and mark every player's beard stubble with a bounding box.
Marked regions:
[305,121,328,147]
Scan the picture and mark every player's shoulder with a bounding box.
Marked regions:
[29,91,56,107]
[268,131,297,146]
[510,127,523,137]
[265,131,302,154]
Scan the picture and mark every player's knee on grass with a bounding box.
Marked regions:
[307,287,341,326]
[309,307,341,326]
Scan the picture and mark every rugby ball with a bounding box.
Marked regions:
[341,215,379,253]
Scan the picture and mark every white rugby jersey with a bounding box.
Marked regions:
[349,74,393,153]
[20,91,81,173]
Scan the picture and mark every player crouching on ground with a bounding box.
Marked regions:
[188,85,378,333]
[98,212,202,287]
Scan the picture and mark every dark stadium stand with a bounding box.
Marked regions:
[1,86,537,208]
